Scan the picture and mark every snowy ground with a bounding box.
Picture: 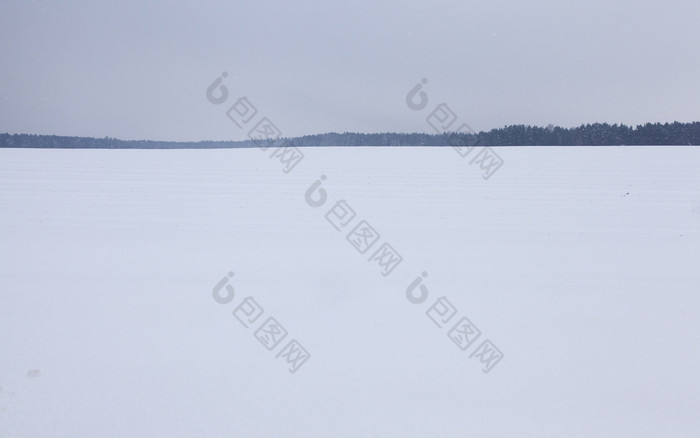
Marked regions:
[1,146,699,437]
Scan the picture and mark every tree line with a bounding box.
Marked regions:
[2,121,699,148]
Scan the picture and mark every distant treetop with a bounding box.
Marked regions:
[2,121,699,148]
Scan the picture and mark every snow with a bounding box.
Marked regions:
[1,146,699,437]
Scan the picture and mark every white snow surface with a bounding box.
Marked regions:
[1,146,699,437]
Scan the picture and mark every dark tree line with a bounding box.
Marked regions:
[470,122,700,146]
[2,122,699,148]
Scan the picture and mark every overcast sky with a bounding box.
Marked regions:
[1,0,699,141]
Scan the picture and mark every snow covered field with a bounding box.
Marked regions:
[1,146,699,437]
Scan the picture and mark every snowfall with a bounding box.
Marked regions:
[1,146,699,437]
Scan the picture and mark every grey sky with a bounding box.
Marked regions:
[1,0,699,141]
